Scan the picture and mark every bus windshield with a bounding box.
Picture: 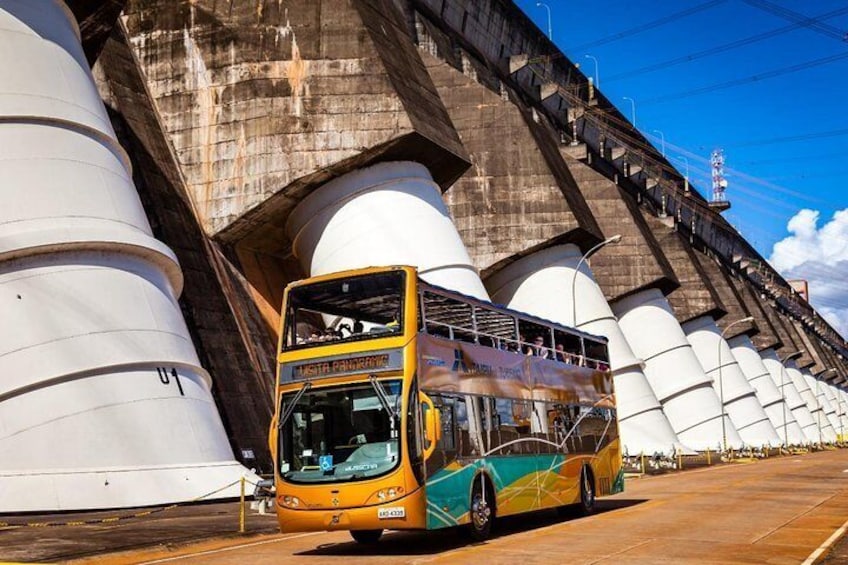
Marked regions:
[283,271,405,350]
[279,379,403,484]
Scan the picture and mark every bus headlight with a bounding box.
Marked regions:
[371,486,404,503]
[279,495,301,508]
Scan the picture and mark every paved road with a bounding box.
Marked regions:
[9,450,848,564]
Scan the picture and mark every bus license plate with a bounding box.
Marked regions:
[378,507,405,520]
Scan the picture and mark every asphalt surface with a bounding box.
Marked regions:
[1,449,847,564]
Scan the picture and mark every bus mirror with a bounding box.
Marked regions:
[426,408,442,443]
[268,417,278,462]
[419,392,440,459]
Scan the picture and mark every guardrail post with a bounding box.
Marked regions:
[640,452,646,474]
[706,448,711,466]
[239,476,246,534]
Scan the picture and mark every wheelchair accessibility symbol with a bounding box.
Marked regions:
[319,455,333,472]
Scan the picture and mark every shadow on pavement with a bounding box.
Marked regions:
[296,499,648,557]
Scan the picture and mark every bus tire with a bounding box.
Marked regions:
[350,529,383,544]
[467,474,495,541]
[578,465,596,516]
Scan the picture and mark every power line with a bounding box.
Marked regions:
[730,127,848,148]
[641,50,848,106]
[645,135,831,206]
[742,0,848,43]
[565,0,727,53]
[671,160,807,213]
[605,5,848,83]
[758,170,845,182]
[737,151,848,166]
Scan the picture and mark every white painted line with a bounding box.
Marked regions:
[136,532,324,564]
[801,515,848,565]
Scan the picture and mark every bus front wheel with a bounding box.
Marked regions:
[350,529,383,544]
[467,476,494,541]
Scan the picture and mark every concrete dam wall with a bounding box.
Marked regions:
[1,0,845,511]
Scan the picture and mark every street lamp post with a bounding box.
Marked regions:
[571,235,622,327]
[718,317,754,453]
[536,2,552,40]
[676,155,690,192]
[675,155,689,180]
[622,96,636,127]
[584,55,599,87]
[652,129,665,157]
[780,351,803,448]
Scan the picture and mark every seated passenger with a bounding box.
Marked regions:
[554,343,566,362]
[529,336,550,359]
[523,334,536,356]
[323,328,340,341]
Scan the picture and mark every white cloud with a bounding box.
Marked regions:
[769,208,848,339]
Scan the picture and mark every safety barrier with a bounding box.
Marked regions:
[0,476,268,531]
[623,442,846,476]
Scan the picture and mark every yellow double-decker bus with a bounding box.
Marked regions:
[270,266,622,543]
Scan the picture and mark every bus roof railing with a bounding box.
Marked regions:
[417,278,608,345]
[420,317,608,370]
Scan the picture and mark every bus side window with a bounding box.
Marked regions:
[434,395,456,453]
[548,403,580,454]
[453,396,473,457]
[494,398,514,427]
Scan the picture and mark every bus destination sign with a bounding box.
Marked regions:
[281,349,403,382]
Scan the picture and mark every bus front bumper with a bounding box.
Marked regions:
[277,487,426,533]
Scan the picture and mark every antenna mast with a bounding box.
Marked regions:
[709,148,730,212]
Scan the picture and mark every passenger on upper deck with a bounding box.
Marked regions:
[528,335,550,359]
[554,343,566,362]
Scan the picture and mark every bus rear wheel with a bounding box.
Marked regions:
[578,466,596,515]
[350,529,383,544]
[556,466,596,519]
[467,476,494,541]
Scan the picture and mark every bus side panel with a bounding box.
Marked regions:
[536,453,579,509]
[484,455,547,518]
[424,455,553,527]
[424,461,475,530]
[536,438,623,508]
[425,439,622,529]
[600,437,624,495]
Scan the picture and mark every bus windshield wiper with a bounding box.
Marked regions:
[368,375,397,419]
[278,381,312,429]
[369,375,399,438]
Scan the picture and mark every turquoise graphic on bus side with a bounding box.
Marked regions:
[424,454,576,530]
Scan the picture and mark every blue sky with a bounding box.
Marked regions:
[516,0,848,336]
